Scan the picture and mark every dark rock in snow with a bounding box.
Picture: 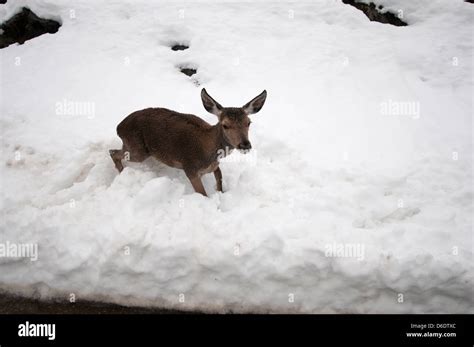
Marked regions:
[180,67,197,77]
[342,0,408,26]
[171,44,189,51]
[0,7,61,49]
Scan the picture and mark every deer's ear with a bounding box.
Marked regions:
[243,90,267,115]
[201,88,223,116]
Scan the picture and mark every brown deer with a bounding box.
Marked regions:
[109,89,267,196]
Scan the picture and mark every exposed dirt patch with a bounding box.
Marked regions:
[0,293,196,314]
[0,7,61,49]
[342,0,408,26]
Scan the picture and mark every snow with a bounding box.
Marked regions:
[0,0,472,313]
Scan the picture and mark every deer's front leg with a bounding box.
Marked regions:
[185,171,207,196]
[214,167,223,192]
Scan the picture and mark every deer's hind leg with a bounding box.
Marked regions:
[109,137,149,173]
[109,148,125,172]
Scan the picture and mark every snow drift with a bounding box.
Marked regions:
[0,0,472,313]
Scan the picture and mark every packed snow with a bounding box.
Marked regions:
[0,0,472,313]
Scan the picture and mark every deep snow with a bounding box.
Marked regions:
[0,0,472,313]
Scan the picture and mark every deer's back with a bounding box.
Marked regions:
[117,108,214,170]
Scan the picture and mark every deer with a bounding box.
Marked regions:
[109,89,267,196]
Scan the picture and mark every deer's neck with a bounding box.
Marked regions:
[212,124,234,161]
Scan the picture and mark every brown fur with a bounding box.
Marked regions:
[110,89,267,196]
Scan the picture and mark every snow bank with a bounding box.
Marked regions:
[0,0,472,313]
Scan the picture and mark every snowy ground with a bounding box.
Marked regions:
[0,0,472,313]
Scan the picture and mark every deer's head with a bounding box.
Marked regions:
[201,88,267,152]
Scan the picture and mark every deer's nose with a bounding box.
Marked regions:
[238,140,252,150]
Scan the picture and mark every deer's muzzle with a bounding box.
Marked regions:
[238,140,252,151]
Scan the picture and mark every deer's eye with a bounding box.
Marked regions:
[223,124,230,130]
